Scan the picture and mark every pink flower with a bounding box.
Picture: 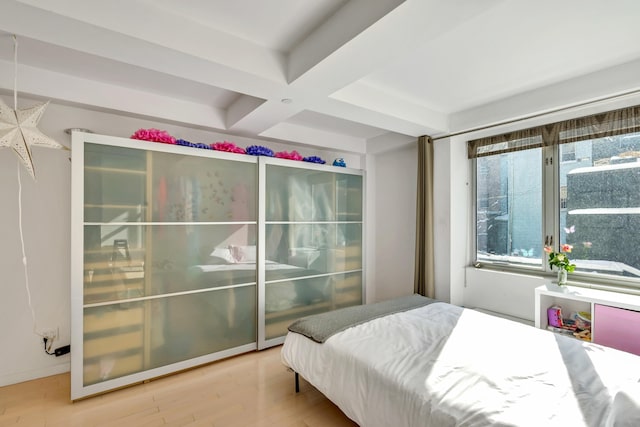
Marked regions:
[133,129,148,139]
[211,141,246,154]
[547,243,576,273]
[131,128,176,144]
[583,241,592,248]
[275,150,303,161]
[561,244,573,253]
[564,225,575,234]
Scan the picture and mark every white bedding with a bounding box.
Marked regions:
[281,302,640,427]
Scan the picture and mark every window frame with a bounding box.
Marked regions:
[472,147,547,271]
[470,106,640,290]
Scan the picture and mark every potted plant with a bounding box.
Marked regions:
[544,244,576,285]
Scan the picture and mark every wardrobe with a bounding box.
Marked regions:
[70,132,364,399]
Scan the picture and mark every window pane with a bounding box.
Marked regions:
[561,134,640,278]
[476,148,542,266]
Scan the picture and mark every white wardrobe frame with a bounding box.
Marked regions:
[70,132,365,399]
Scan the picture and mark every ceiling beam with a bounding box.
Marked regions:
[288,0,504,93]
[331,81,448,134]
[0,59,227,130]
[227,98,303,136]
[3,1,285,98]
[261,122,366,154]
[313,98,443,138]
[16,0,287,83]
[226,95,266,129]
[287,0,405,84]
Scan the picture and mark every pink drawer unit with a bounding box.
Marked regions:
[593,304,640,356]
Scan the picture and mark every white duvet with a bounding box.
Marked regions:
[281,302,640,427]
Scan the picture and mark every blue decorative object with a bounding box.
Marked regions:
[303,156,326,164]
[333,158,346,167]
[176,139,196,147]
[245,145,275,157]
[176,139,211,150]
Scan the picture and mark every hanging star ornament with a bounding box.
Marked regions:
[0,97,65,180]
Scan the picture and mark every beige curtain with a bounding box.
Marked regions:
[467,104,640,158]
[414,136,435,298]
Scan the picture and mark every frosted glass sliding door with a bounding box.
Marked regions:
[72,135,258,399]
[259,160,364,346]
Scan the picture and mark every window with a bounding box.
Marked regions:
[476,149,542,267]
[470,105,640,285]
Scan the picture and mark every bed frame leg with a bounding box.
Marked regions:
[295,372,300,393]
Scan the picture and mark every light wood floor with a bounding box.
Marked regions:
[0,346,357,426]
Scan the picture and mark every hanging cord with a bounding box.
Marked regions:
[13,35,17,110]
[13,34,42,337]
[17,162,40,336]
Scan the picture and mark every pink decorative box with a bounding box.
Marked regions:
[594,304,640,356]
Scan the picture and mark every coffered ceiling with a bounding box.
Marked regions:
[1,0,640,153]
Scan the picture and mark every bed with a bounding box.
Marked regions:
[281,294,640,427]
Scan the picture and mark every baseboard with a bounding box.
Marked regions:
[0,362,70,387]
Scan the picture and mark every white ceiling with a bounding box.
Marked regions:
[1,0,640,154]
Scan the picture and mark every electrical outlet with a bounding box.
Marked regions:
[42,329,57,341]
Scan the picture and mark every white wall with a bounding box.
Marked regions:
[368,138,454,304]
[0,95,362,387]
[464,269,547,321]
[371,142,417,302]
[433,138,452,302]
[0,119,71,386]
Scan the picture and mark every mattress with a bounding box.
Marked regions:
[281,302,640,427]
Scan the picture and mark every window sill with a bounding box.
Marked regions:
[471,263,640,297]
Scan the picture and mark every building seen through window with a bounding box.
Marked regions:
[476,148,542,267]
[563,135,640,278]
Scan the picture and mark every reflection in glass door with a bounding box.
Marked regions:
[259,159,364,347]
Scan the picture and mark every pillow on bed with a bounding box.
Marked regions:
[230,245,257,263]
[209,247,236,264]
